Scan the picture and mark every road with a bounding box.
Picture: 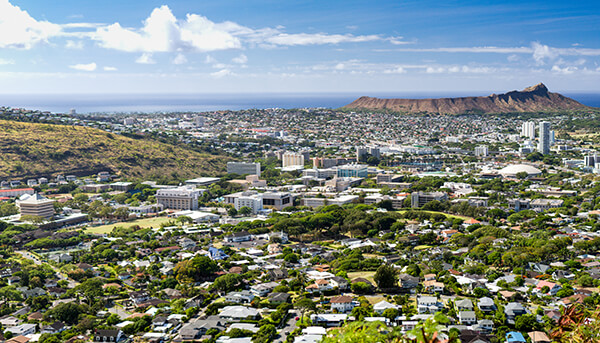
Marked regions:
[16,250,79,288]
[274,310,299,343]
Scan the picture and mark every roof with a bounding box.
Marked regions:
[330,295,353,303]
[498,164,542,176]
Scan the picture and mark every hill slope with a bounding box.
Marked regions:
[343,83,588,114]
[0,120,229,180]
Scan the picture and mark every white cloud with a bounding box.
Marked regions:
[65,40,84,49]
[103,66,117,71]
[551,65,577,74]
[232,54,247,64]
[0,0,62,49]
[69,62,97,71]
[136,53,156,64]
[211,68,233,78]
[93,5,241,53]
[173,53,187,65]
[384,67,406,74]
[532,42,556,64]
[0,58,14,65]
[264,33,381,46]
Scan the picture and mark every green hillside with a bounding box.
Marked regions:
[0,120,229,180]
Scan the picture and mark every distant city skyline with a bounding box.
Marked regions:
[0,0,599,94]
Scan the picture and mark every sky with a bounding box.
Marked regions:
[0,0,599,94]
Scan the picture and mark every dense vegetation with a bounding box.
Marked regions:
[0,120,230,180]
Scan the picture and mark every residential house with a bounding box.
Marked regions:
[506,331,526,343]
[219,306,260,321]
[225,291,255,304]
[505,303,527,324]
[41,321,65,334]
[398,274,419,292]
[455,299,474,312]
[373,301,399,315]
[535,280,561,296]
[309,314,347,327]
[417,296,441,314]
[477,297,496,312]
[94,329,123,342]
[330,296,356,313]
[7,324,36,336]
[458,311,477,325]
[528,331,551,343]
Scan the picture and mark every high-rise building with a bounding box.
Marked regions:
[227,162,261,177]
[195,116,205,127]
[521,121,536,140]
[156,186,201,210]
[411,192,448,208]
[474,145,489,157]
[356,146,369,161]
[538,121,550,155]
[282,152,304,167]
[17,193,55,219]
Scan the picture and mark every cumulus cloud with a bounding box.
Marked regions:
[173,53,187,65]
[551,65,577,74]
[232,54,247,64]
[0,0,62,48]
[69,62,97,71]
[136,53,156,64]
[211,68,233,78]
[93,5,241,52]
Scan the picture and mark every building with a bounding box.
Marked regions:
[521,121,536,140]
[224,191,293,212]
[538,121,550,154]
[282,152,305,167]
[474,145,489,157]
[0,188,34,198]
[227,162,261,177]
[336,164,368,178]
[156,186,201,210]
[330,296,356,313]
[356,146,380,161]
[17,193,55,219]
[233,192,263,214]
[411,192,448,208]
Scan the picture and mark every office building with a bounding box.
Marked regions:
[411,192,448,208]
[17,193,55,219]
[356,146,380,161]
[156,186,202,210]
[227,162,261,177]
[538,121,550,155]
[224,191,293,212]
[336,164,368,178]
[282,152,304,167]
[474,145,489,157]
[521,121,536,140]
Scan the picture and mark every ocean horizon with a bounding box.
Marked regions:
[0,92,599,114]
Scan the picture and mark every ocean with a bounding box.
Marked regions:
[0,92,599,114]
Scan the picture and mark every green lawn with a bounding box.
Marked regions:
[395,209,472,220]
[84,216,173,234]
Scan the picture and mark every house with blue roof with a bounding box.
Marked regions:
[506,331,526,343]
[209,246,229,260]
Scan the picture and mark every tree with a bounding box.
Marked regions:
[294,298,316,324]
[77,278,104,305]
[374,264,398,289]
[238,206,253,216]
[213,273,243,293]
[174,255,219,282]
[351,282,372,294]
[253,324,276,343]
[228,207,238,216]
[46,302,87,324]
[515,314,542,332]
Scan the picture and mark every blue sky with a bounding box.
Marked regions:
[0,0,599,93]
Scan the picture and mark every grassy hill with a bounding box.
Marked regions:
[0,120,229,180]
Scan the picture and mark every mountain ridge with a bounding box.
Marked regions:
[342,83,590,114]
